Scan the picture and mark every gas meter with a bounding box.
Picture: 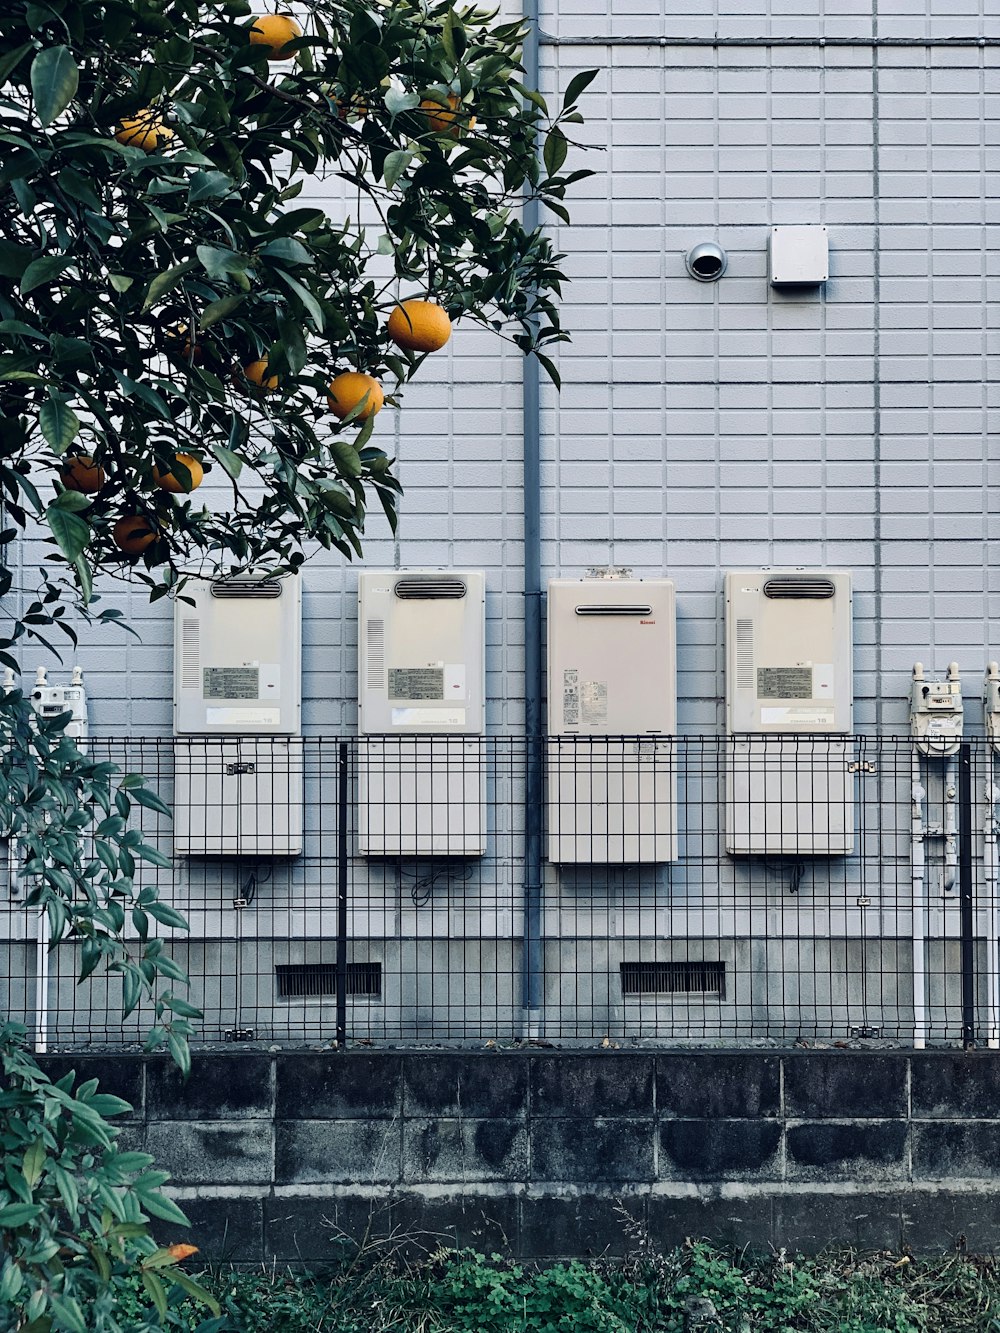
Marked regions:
[910,662,963,757]
[28,666,89,743]
[985,662,1000,753]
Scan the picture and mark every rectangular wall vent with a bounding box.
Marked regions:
[211,579,283,599]
[735,618,754,689]
[276,962,382,999]
[180,618,200,690]
[620,960,725,998]
[366,618,386,693]
[763,577,835,600]
[393,577,467,600]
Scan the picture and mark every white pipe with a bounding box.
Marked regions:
[911,749,927,1049]
[34,907,49,1053]
[943,754,958,894]
[985,771,1000,1048]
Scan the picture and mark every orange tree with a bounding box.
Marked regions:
[0,2,592,1326]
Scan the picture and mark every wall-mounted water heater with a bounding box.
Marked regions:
[547,577,677,864]
[358,570,486,856]
[173,572,303,856]
[725,569,854,855]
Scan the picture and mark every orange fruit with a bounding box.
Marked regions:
[327,372,384,421]
[153,453,204,493]
[387,300,452,353]
[419,93,475,137]
[60,455,106,494]
[242,358,280,392]
[115,112,174,152]
[249,13,302,59]
[113,515,158,556]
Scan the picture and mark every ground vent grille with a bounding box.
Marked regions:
[276,963,382,1000]
[620,960,726,998]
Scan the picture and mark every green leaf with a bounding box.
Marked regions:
[442,10,467,63]
[382,149,411,189]
[333,441,363,479]
[198,294,244,329]
[543,128,568,178]
[210,444,242,479]
[0,1202,43,1226]
[196,244,247,282]
[141,1270,168,1322]
[39,399,80,453]
[128,784,171,816]
[47,1293,87,1333]
[260,236,312,266]
[141,259,198,314]
[535,350,561,390]
[187,170,235,204]
[170,1270,221,1315]
[109,273,133,293]
[0,42,33,86]
[45,506,90,561]
[136,1189,189,1227]
[20,255,70,296]
[167,1029,191,1078]
[73,553,93,605]
[384,87,419,115]
[22,1137,44,1189]
[31,46,79,127]
[144,900,189,930]
[563,68,599,109]
[274,269,324,331]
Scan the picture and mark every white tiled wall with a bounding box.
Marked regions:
[8,4,999,741]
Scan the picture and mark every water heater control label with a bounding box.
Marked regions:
[757,666,812,699]
[389,667,444,700]
[204,666,259,699]
[581,680,608,725]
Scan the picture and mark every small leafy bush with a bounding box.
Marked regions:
[0,1024,219,1333]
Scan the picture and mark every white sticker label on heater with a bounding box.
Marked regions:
[259,663,281,698]
[205,706,281,726]
[562,669,580,727]
[581,680,608,726]
[203,666,259,700]
[444,664,467,697]
[391,707,466,727]
[761,706,834,726]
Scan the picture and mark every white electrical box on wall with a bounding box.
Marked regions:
[769,225,829,286]
[725,569,854,855]
[358,570,486,857]
[173,573,303,856]
[547,577,677,864]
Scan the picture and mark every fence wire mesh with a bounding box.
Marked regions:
[3,735,998,1049]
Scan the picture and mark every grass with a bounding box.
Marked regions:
[113,1240,1000,1332]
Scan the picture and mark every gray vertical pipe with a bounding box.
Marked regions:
[521,0,544,1037]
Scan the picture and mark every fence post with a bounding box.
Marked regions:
[959,740,975,1049]
[336,740,349,1048]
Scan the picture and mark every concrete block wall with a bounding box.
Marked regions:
[37,1049,1000,1260]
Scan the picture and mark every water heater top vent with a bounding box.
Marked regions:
[763,577,835,600]
[394,576,467,600]
[211,578,282,599]
[575,603,653,617]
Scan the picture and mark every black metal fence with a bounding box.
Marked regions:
[3,734,999,1049]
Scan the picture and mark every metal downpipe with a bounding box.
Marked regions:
[521,0,544,1039]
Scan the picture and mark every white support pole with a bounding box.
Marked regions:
[986,768,1000,1049]
[911,749,927,1049]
